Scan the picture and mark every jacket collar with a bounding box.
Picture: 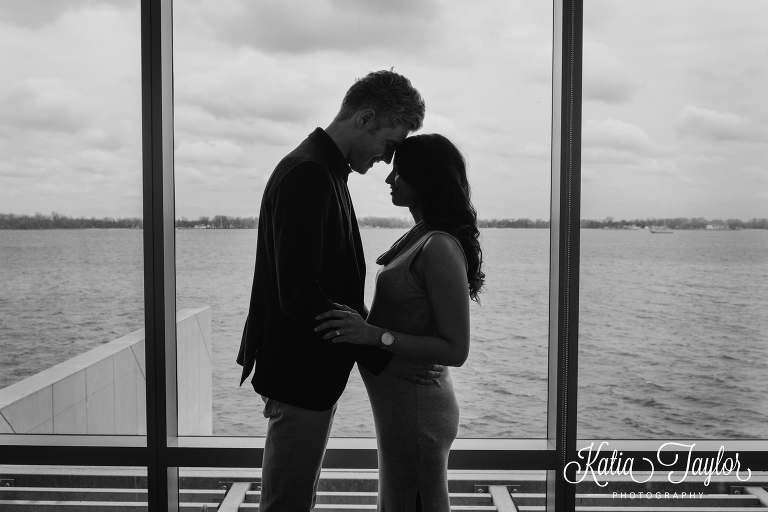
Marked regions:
[308,128,351,181]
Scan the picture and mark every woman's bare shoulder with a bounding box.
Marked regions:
[421,232,467,271]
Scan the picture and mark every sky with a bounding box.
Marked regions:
[0,0,766,222]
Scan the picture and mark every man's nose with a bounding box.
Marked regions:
[385,170,395,184]
[382,146,395,164]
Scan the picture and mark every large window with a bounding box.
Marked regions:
[578,0,768,440]
[1,1,765,511]
[172,0,553,439]
[0,1,144,436]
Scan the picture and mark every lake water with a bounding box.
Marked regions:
[1,228,766,439]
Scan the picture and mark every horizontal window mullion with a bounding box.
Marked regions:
[0,444,147,466]
[166,446,558,470]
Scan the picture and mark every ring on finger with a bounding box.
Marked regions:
[336,330,340,337]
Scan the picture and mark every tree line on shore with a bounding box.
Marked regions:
[1,212,766,230]
[0,212,143,229]
[360,217,553,229]
[580,217,768,230]
[176,215,257,229]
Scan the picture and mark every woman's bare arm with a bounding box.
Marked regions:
[314,233,470,367]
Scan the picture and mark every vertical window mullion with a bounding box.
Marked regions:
[142,0,178,510]
[547,0,583,509]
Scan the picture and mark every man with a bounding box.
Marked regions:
[237,70,441,510]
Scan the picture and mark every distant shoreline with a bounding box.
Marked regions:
[1,213,766,230]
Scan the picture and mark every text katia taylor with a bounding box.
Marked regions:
[564,442,752,487]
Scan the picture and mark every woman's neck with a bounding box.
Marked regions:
[409,207,423,224]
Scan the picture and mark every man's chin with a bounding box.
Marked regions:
[351,163,374,175]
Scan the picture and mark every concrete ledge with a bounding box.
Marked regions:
[0,308,212,436]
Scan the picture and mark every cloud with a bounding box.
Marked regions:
[582,119,688,180]
[176,140,247,167]
[0,0,132,29]
[583,75,635,105]
[81,121,135,152]
[176,166,207,184]
[686,64,767,95]
[194,0,440,54]
[175,52,327,124]
[73,148,134,176]
[518,143,550,159]
[0,157,62,179]
[582,0,620,33]
[174,105,297,146]
[491,142,550,161]
[581,166,599,182]
[739,166,768,182]
[0,79,87,133]
[583,118,664,159]
[0,78,138,165]
[674,105,764,142]
[330,0,435,17]
[582,41,635,104]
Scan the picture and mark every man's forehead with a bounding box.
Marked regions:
[386,124,410,144]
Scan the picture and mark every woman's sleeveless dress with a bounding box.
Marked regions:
[360,228,464,512]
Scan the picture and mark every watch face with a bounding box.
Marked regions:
[381,331,394,346]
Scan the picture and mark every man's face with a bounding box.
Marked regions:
[348,122,410,175]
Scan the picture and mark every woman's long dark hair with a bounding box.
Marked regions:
[394,134,485,301]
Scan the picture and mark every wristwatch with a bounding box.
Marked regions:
[380,329,395,349]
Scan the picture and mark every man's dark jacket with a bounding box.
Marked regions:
[237,128,392,411]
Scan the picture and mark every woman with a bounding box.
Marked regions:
[315,133,484,511]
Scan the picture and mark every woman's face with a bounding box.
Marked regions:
[385,163,419,209]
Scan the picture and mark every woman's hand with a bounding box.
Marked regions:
[314,303,380,346]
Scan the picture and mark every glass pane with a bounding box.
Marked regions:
[0,2,144,434]
[579,0,768,439]
[173,0,552,438]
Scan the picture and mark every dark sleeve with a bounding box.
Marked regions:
[271,162,392,374]
[348,343,392,375]
[271,162,335,326]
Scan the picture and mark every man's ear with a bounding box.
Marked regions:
[356,109,376,129]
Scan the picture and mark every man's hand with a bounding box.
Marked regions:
[387,356,444,386]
